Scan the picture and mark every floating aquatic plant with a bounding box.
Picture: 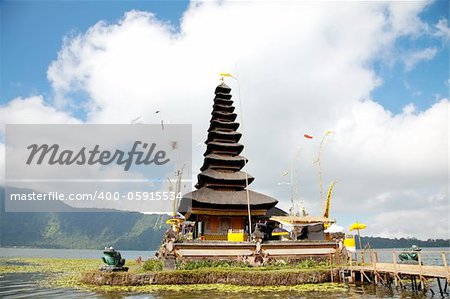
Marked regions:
[0,257,345,294]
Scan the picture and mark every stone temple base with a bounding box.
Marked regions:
[171,240,338,261]
[99,265,129,272]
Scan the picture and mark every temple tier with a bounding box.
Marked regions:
[179,83,279,241]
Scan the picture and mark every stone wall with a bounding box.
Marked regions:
[81,269,339,286]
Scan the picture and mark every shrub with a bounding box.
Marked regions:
[142,259,163,271]
[295,258,329,269]
[176,260,251,270]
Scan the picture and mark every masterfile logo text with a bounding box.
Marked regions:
[26,141,170,171]
[5,124,192,213]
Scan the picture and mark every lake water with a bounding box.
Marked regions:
[0,247,156,260]
[1,247,449,298]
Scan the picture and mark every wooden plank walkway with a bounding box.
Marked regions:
[342,250,450,295]
[347,263,450,279]
[344,250,450,281]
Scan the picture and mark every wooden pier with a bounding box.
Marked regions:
[342,250,450,296]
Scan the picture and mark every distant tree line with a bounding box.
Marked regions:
[360,236,450,249]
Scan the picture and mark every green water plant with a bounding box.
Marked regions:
[0,257,343,294]
[77,282,346,293]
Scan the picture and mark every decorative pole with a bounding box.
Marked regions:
[219,71,253,237]
[234,70,253,237]
[358,228,364,265]
[314,131,333,204]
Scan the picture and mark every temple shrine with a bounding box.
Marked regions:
[178,82,282,241]
[161,82,338,263]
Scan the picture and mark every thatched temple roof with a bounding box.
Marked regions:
[181,187,278,207]
[179,82,278,213]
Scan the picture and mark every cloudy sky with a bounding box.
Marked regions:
[1,0,448,239]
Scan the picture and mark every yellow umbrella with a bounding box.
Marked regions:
[349,222,367,231]
[349,222,367,264]
[166,217,185,225]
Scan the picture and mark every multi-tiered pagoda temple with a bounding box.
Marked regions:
[179,82,279,241]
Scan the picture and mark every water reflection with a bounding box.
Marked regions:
[0,273,97,299]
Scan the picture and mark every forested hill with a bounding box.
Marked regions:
[360,236,449,249]
[0,187,168,250]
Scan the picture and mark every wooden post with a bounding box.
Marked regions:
[442,252,450,284]
[329,252,334,282]
[438,278,444,297]
[376,272,387,286]
[372,252,378,268]
[422,276,433,295]
[418,252,424,291]
[361,270,372,283]
[392,251,399,288]
[372,252,378,284]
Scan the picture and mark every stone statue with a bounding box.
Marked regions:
[100,246,129,272]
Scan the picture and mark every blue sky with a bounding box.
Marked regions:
[1,0,448,114]
[371,1,448,112]
[1,0,189,104]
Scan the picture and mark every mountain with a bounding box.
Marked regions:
[1,188,448,250]
[0,187,168,250]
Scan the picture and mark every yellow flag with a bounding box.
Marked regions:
[220,72,235,78]
[325,130,334,135]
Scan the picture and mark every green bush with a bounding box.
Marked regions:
[295,258,329,269]
[176,260,251,270]
[142,259,163,271]
[174,258,329,271]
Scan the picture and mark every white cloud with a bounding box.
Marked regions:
[402,47,438,71]
[3,1,448,238]
[435,18,450,41]
[0,143,4,186]
[0,96,81,184]
[0,96,81,129]
[368,209,448,240]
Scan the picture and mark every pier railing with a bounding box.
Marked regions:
[349,249,450,266]
[342,249,450,295]
[344,249,450,288]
